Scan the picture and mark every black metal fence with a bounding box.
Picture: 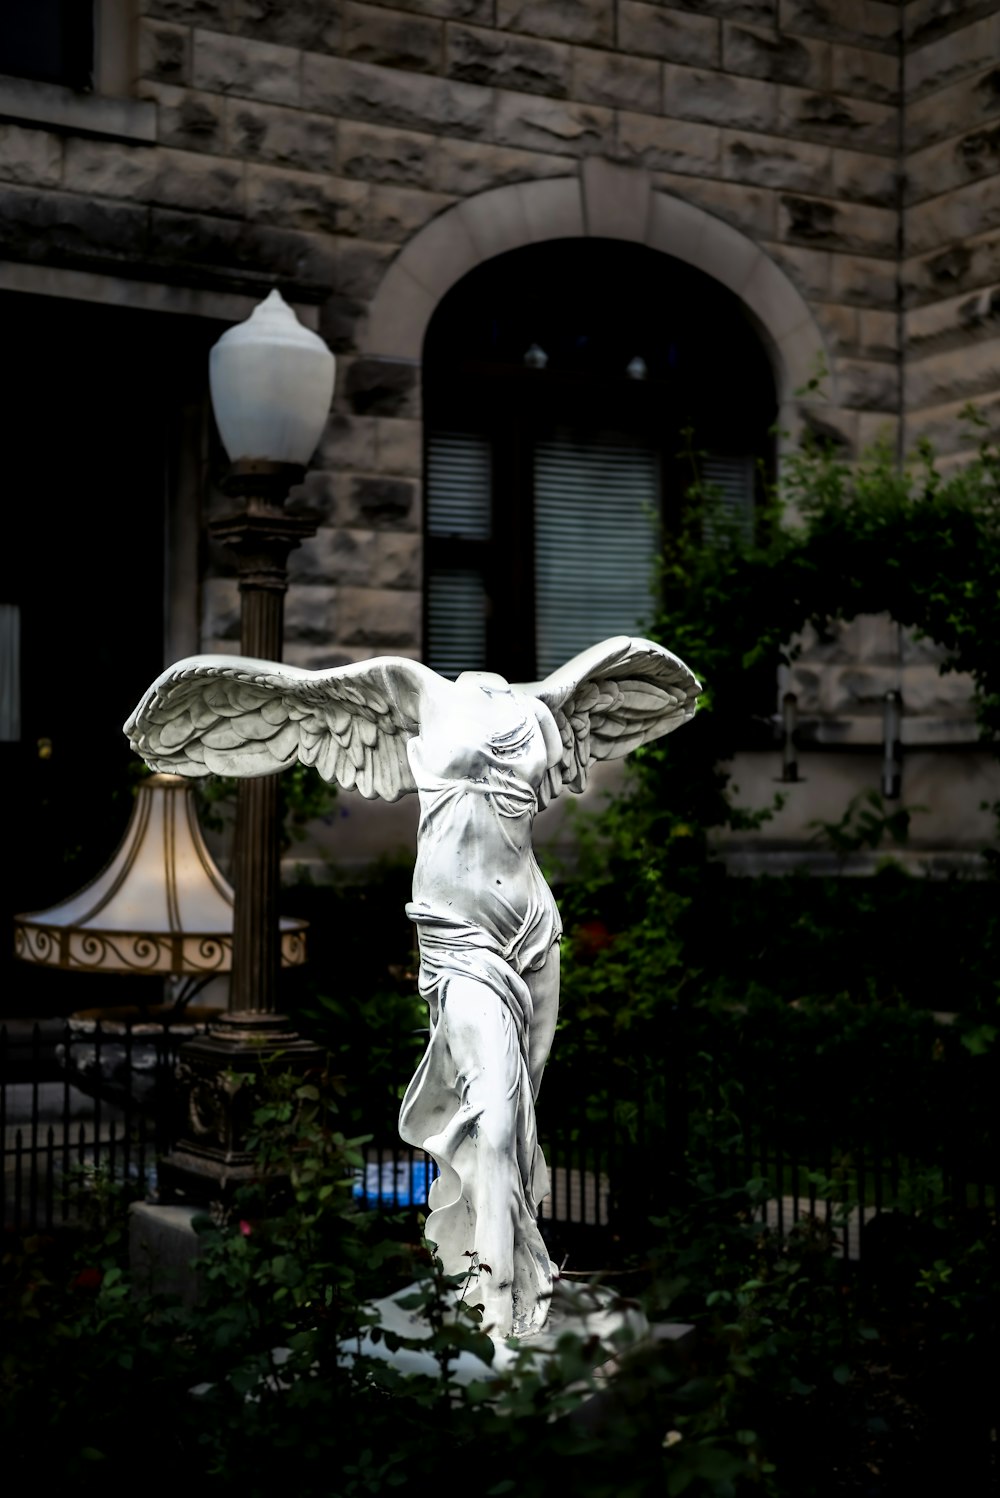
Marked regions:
[2,1010,996,1260]
[0,1020,182,1233]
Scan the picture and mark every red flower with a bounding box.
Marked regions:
[239,1220,253,1237]
[72,1267,102,1291]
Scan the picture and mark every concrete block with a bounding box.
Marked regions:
[812,299,858,352]
[337,585,421,646]
[856,409,898,454]
[759,238,832,296]
[226,98,338,172]
[831,147,897,207]
[334,236,400,300]
[617,113,720,175]
[231,0,342,49]
[364,261,435,359]
[392,201,477,292]
[646,190,707,266]
[140,83,226,155]
[192,28,301,107]
[456,181,532,256]
[147,0,228,21]
[830,41,898,103]
[245,164,366,235]
[722,129,831,193]
[342,1,443,72]
[493,90,613,156]
[284,583,338,644]
[722,22,829,88]
[448,23,571,96]
[344,355,421,417]
[371,530,422,589]
[906,282,1000,360]
[303,55,493,140]
[906,126,1000,209]
[775,315,831,395]
[139,18,190,86]
[857,307,897,359]
[582,157,652,242]
[339,120,435,187]
[0,124,62,187]
[829,251,897,308]
[779,193,896,254]
[288,526,349,585]
[653,172,777,237]
[520,174,584,240]
[908,176,1000,258]
[835,355,898,410]
[907,335,1000,408]
[901,664,977,715]
[366,184,456,244]
[906,12,1000,99]
[902,237,1000,310]
[742,248,815,340]
[618,3,720,67]
[496,0,613,47]
[779,85,896,151]
[777,0,900,49]
[316,410,379,470]
[376,415,423,475]
[696,215,764,295]
[571,48,661,113]
[664,63,779,132]
[149,205,336,284]
[63,138,244,215]
[820,663,900,714]
[130,1202,205,1308]
[350,474,420,527]
[905,65,1000,152]
[430,138,576,195]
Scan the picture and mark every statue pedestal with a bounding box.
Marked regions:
[340,1276,692,1389]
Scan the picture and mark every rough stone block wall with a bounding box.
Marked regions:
[904,0,1000,460]
[0,0,906,667]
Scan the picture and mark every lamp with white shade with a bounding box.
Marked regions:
[153,291,333,1202]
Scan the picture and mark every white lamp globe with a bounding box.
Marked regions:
[209,289,336,467]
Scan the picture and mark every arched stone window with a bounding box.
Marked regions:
[422,238,777,680]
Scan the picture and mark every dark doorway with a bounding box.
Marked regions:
[0,292,217,1015]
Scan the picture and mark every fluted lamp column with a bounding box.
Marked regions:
[159,291,335,1203]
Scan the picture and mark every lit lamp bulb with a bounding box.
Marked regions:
[209,289,336,469]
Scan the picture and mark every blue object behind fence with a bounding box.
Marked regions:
[352,1156,438,1208]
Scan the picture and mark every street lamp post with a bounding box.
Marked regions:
[159,291,336,1203]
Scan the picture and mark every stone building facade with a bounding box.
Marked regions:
[1,0,999,870]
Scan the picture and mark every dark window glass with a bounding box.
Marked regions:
[0,1,94,90]
[423,239,777,681]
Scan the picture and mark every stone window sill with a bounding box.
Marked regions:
[0,72,155,145]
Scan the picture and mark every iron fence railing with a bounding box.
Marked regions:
[2,1014,996,1260]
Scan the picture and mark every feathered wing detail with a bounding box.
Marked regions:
[520,636,701,810]
[123,653,447,802]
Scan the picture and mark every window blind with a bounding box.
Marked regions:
[701,455,755,544]
[534,433,660,678]
[0,602,21,742]
[426,431,492,540]
[425,432,492,676]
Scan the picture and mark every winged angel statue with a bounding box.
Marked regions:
[126,637,700,1340]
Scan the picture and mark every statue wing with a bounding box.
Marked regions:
[124,653,447,802]
[520,636,701,809]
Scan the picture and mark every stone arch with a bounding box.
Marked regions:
[361,158,833,412]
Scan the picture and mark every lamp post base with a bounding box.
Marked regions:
[158,1011,322,1207]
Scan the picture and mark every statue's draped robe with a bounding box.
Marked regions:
[398,735,560,1337]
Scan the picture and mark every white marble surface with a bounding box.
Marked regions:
[127,637,700,1341]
